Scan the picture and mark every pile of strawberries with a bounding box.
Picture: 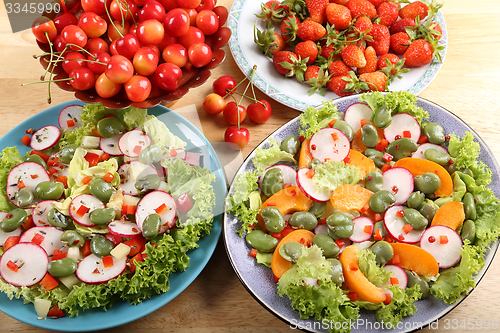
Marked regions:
[254,0,443,97]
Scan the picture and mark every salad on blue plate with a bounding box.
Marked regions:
[0,103,217,318]
[226,91,500,332]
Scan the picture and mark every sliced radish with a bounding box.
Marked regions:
[349,216,374,242]
[383,113,421,143]
[296,168,331,202]
[108,221,142,237]
[309,128,350,162]
[343,103,373,133]
[0,243,49,287]
[384,205,425,244]
[6,162,50,207]
[69,194,105,227]
[0,212,21,245]
[76,253,127,284]
[382,167,414,205]
[58,105,83,131]
[118,162,159,196]
[302,277,319,287]
[135,190,176,234]
[259,165,298,188]
[30,125,61,151]
[381,264,408,299]
[314,224,329,235]
[420,225,463,269]
[100,134,123,156]
[19,226,65,256]
[353,240,374,250]
[118,129,151,158]
[184,152,201,166]
[412,143,448,159]
[32,200,56,227]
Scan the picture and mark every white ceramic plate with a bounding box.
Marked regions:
[228,1,448,111]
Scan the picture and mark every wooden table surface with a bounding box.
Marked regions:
[1,0,500,332]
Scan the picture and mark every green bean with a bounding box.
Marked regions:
[424,148,451,166]
[246,230,278,253]
[260,168,284,197]
[406,191,425,209]
[90,235,114,257]
[333,120,355,142]
[308,201,326,218]
[371,241,394,266]
[59,144,79,164]
[0,208,27,232]
[25,154,47,169]
[406,270,430,298]
[361,124,379,148]
[372,105,392,129]
[60,230,85,247]
[423,122,445,145]
[96,117,125,138]
[461,219,476,243]
[365,170,384,193]
[47,208,71,229]
[462,193,477,220]
[326,212,354,239]
[313,234,339,258]
[414,172,441,194]
[386,138,418,161]
[142,213,161,239]
[34,181,64,200]
[139,145,164,165]
[14,187,34,208]
[326,258,344,286]
[288,211,318,231]
[402,208,428,230]
[261,206,285,233]
[89,208,116,225]
[369,190,396,213]
[279,241,304,262]
[89,178,115,203]
[47,258,77,277]
[281,135,301,155]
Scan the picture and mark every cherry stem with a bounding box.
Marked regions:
[223,64,258,99]
[22,77,74,86]
[117,0,136,26]
[229,90,265,105]
[45,31,55,104]
[105,0,124,39]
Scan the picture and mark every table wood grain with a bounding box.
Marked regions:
[1,0,500,332]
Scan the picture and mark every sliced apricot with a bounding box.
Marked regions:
[389,243,439,277]
[298,138,313,169]
[346,149,376,179]
[431,201,465,230]
[271,229,315,279]
[330,184,373,212]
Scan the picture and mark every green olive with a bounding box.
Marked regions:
[25,154,47,169]
[333,120,355,142]
[326,258,344,286]
[96,117,126,138]
[414,172,441,194]
[90,235,114,258]
[34,181,65,200]
[60,230,85,247]
[279,241,304,262]
[372,105,392,129]
[364,149,385,168]
[14,187,34,208]
[423,122,445,145]
[89,178,115,203]
[89,208,116,225]
[142,213,161,239]
[369,190,396,213]
[402,208,428,230]
[260,168,285,198]
[281,135,301,155]
[307,158,322,169]
[424,148,451,166]
[308,201,326,218]
[245,230,278,253]
[47,208,71,229]
[47,257,77,277]
[361,124,379,148]
[386,138,418,161]
[312,234,339,258]
[134,174,161,193]
[419,200,439,222]
[261,206,286,233]
[288,211,318,231]
[59,144,79,164]
[326,212,354,239]
[406,191,425,209]
[0,208,27,232]
[406,269,430,298]
[365,170,384,193]
[371,241,394,266]
[462,193,477,220]
[138,145,164,165]
[460,219,476,243]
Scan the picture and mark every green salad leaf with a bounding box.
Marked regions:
[299,101,340,140]
[143,116,186,150]
[311,160,364,192]
[226,171,259,237]
[252,138,295,174]
[375,285,422,327]
[357,249,391,287]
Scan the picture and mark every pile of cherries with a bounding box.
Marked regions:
[30,0,228,103]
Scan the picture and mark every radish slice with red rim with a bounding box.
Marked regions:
[382,264,408,290]
[309,128,350,162]
[32,200,56,227]
[118,162,159,196]
[136,190,176,234]
[0,243,49,287]
[100,134,123,156]
[349,216,374,242]
[69,194,105,227]
[382,167,414,205]
[412,143,448,159]
[118,129,151,158]
[384,205,425,244]
[6,162,50,207]
[383,113,421,143]
[259,164,298,188]
[108,221,142,237]
[76,253,127,285]
[314,224,328,235]
[58,105,83,131]
[343,103,373,133]
[420,225,463,269]
[30,125,61,151]
[296,168,331,202]
[19,226,65,256]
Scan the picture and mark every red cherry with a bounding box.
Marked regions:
[53,12,78,34]
[188,42,212,68]
[78,12,107,38]
[137,19,165,45]
[225,126,250,150]
[69,68,95,90]
[196,0,216,12]
[196,9,219,35]
[124,75,152,102]
[61,25,87,50]
[108,20,130,42]
[133,47,160,76]
[157,0,178,10]
[105,54,134,84]
[203,93,226,115]
[247,100,272,124]
[164,8,190,37]
[154,63,182,91]
[81,0,107,16]
[62,51,87,75]
[115,33,140,59]
[212,75,236,96]
[178,0,201,9]
[178,26,205,49]
[32,17,57,44]
[162,43,188,67]
[184,8,198,26]
[86,37,109,54]
[223,102,246,125]
[139,0,166,22]
[109,0,137,21]
[88,51,111,74]
[95,72,122,98]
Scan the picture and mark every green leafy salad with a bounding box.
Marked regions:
[0,103,217,318]
[226,91,500,332]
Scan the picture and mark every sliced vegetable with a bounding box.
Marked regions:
[330,184,373,212]
[389,242,439,277]
[271,229,315,279]
[430,201,465,230]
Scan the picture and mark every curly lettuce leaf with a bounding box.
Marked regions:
[299,101,341,140]
[143,116,186,150]
[375,285,422,326]
[252,138,295,174]
[357,249,391,287]
[226,171,259,237]
[256,251,273,267]
[0,147,24,211]
[311,160,363,192]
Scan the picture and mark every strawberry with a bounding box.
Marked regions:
[354,15,373,34]
[320,44,341,61]
[325,3,352,31]
[305,66,331,96]
[328,59,351,77]
[390,32,411,54]
[358,46,377,74]
[305,65,321,82]
[345,0,377,20]
[256,0,287,28]
[377,53,400,70]
[403,39,433,67]
[377,1,399,27]
[297,20,327,41]
[389,18,416,34]
[378,55,410,83]
[254,26,285,57]
[295,40,319,65]
[367,24,390,55]
[359,71,388,91]
[430,22,443,40]
[399,1,429,21]
[326,75,354,97]
[280,14,301,43]
[341,44,366,68]
[367,0,386,8]
[273,50,297,75]
[305,0,329,24]
[273,50,309,81]
[330,0,348,5]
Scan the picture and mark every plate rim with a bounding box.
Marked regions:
[0,100,227,331]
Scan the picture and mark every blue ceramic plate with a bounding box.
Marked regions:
[0,100,227,332]
[224,95,500,332]
[228,0,448,112]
